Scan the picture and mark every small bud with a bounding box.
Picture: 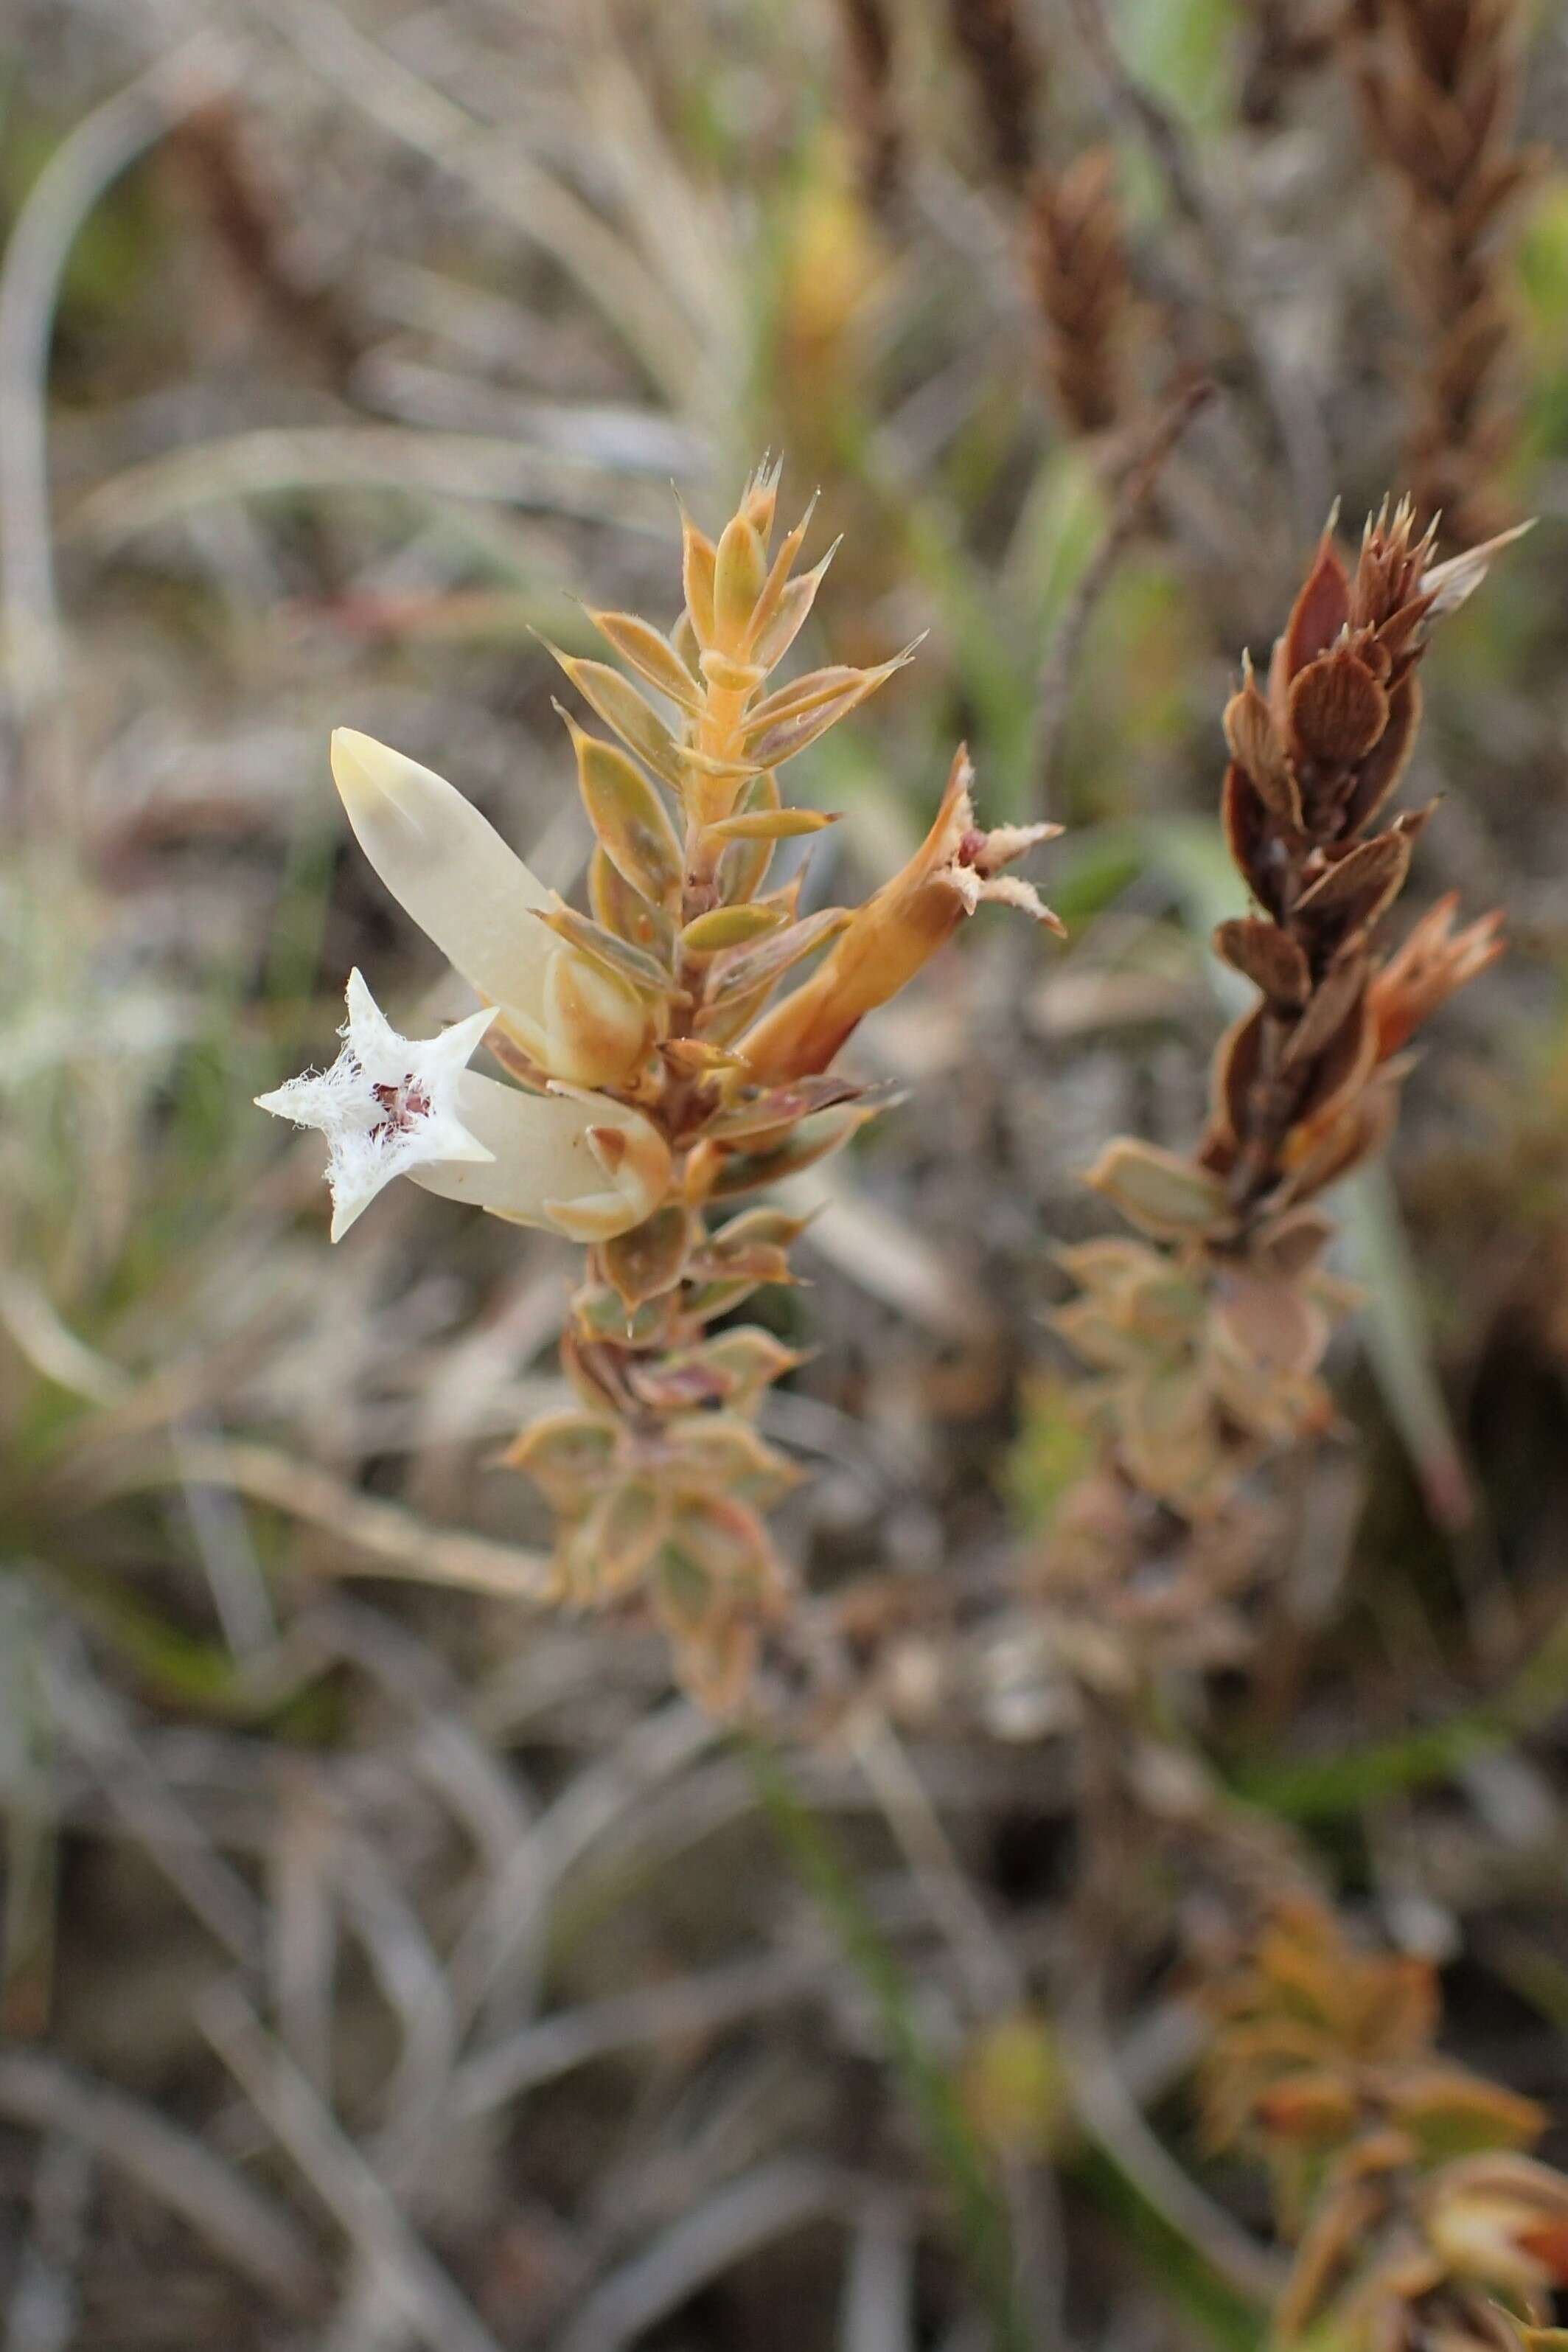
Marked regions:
[534,943,655,1092]
[330,728,649,1088]
[678,506,717,647]
[712,510,769,650]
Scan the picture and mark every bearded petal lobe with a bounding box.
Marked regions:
[255,970,497,1239]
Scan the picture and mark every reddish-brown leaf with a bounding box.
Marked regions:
[1279,524,1351,681]
[1287,648,1389,773]
[1213,918,1310,1009]
[1342,674,1422,834]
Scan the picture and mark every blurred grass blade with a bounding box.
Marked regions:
[745,1737,1025,2352]
[1339,1161,1472,1531]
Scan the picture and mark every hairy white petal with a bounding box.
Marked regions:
[255,969,496,1239]
[330,728,557,1026]
[257,970,669,1243]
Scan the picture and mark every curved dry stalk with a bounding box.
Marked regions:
[262,0,700,411]
[0,2050,325,2311]
[198,1980,506,2352]
[0,37,236,717]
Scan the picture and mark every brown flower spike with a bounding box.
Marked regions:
[1025,150,1132,439]
[1352,0,1545,547]
[1062,498,1518,1520]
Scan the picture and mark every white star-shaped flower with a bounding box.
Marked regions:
[257,970,674,1243]
[256,970,495,1240]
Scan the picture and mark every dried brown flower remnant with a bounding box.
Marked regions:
[836,0,902,208]
[1059,498,1518,1521]
[1353,0,1544,547]
[1369,891,1505,1058]
[1025,150,1131,437]
[1201,1902,1568,2347]
[740,751,1061,1085]
[944,0,1042,187]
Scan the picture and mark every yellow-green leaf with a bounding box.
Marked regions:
[588,607,701,710]
[705,807,840,842]
[548,647,685,790]
[561,709,683,911]
[680,902,789,955]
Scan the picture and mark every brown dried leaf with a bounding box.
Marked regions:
[1287,647,1390,773]
[1211,1265,1329,1382]
[1214,917,1310,1008]
[1293,829,1412,936]
[1280,950,1369,1072]
[1252,1205,1336,1282]
[1222,762,1287,916]
[1224,656,1303,825]
[1279,519,1351,682]
[1342,673,1423,834]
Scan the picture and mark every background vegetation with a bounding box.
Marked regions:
[2,1,1567,2346]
